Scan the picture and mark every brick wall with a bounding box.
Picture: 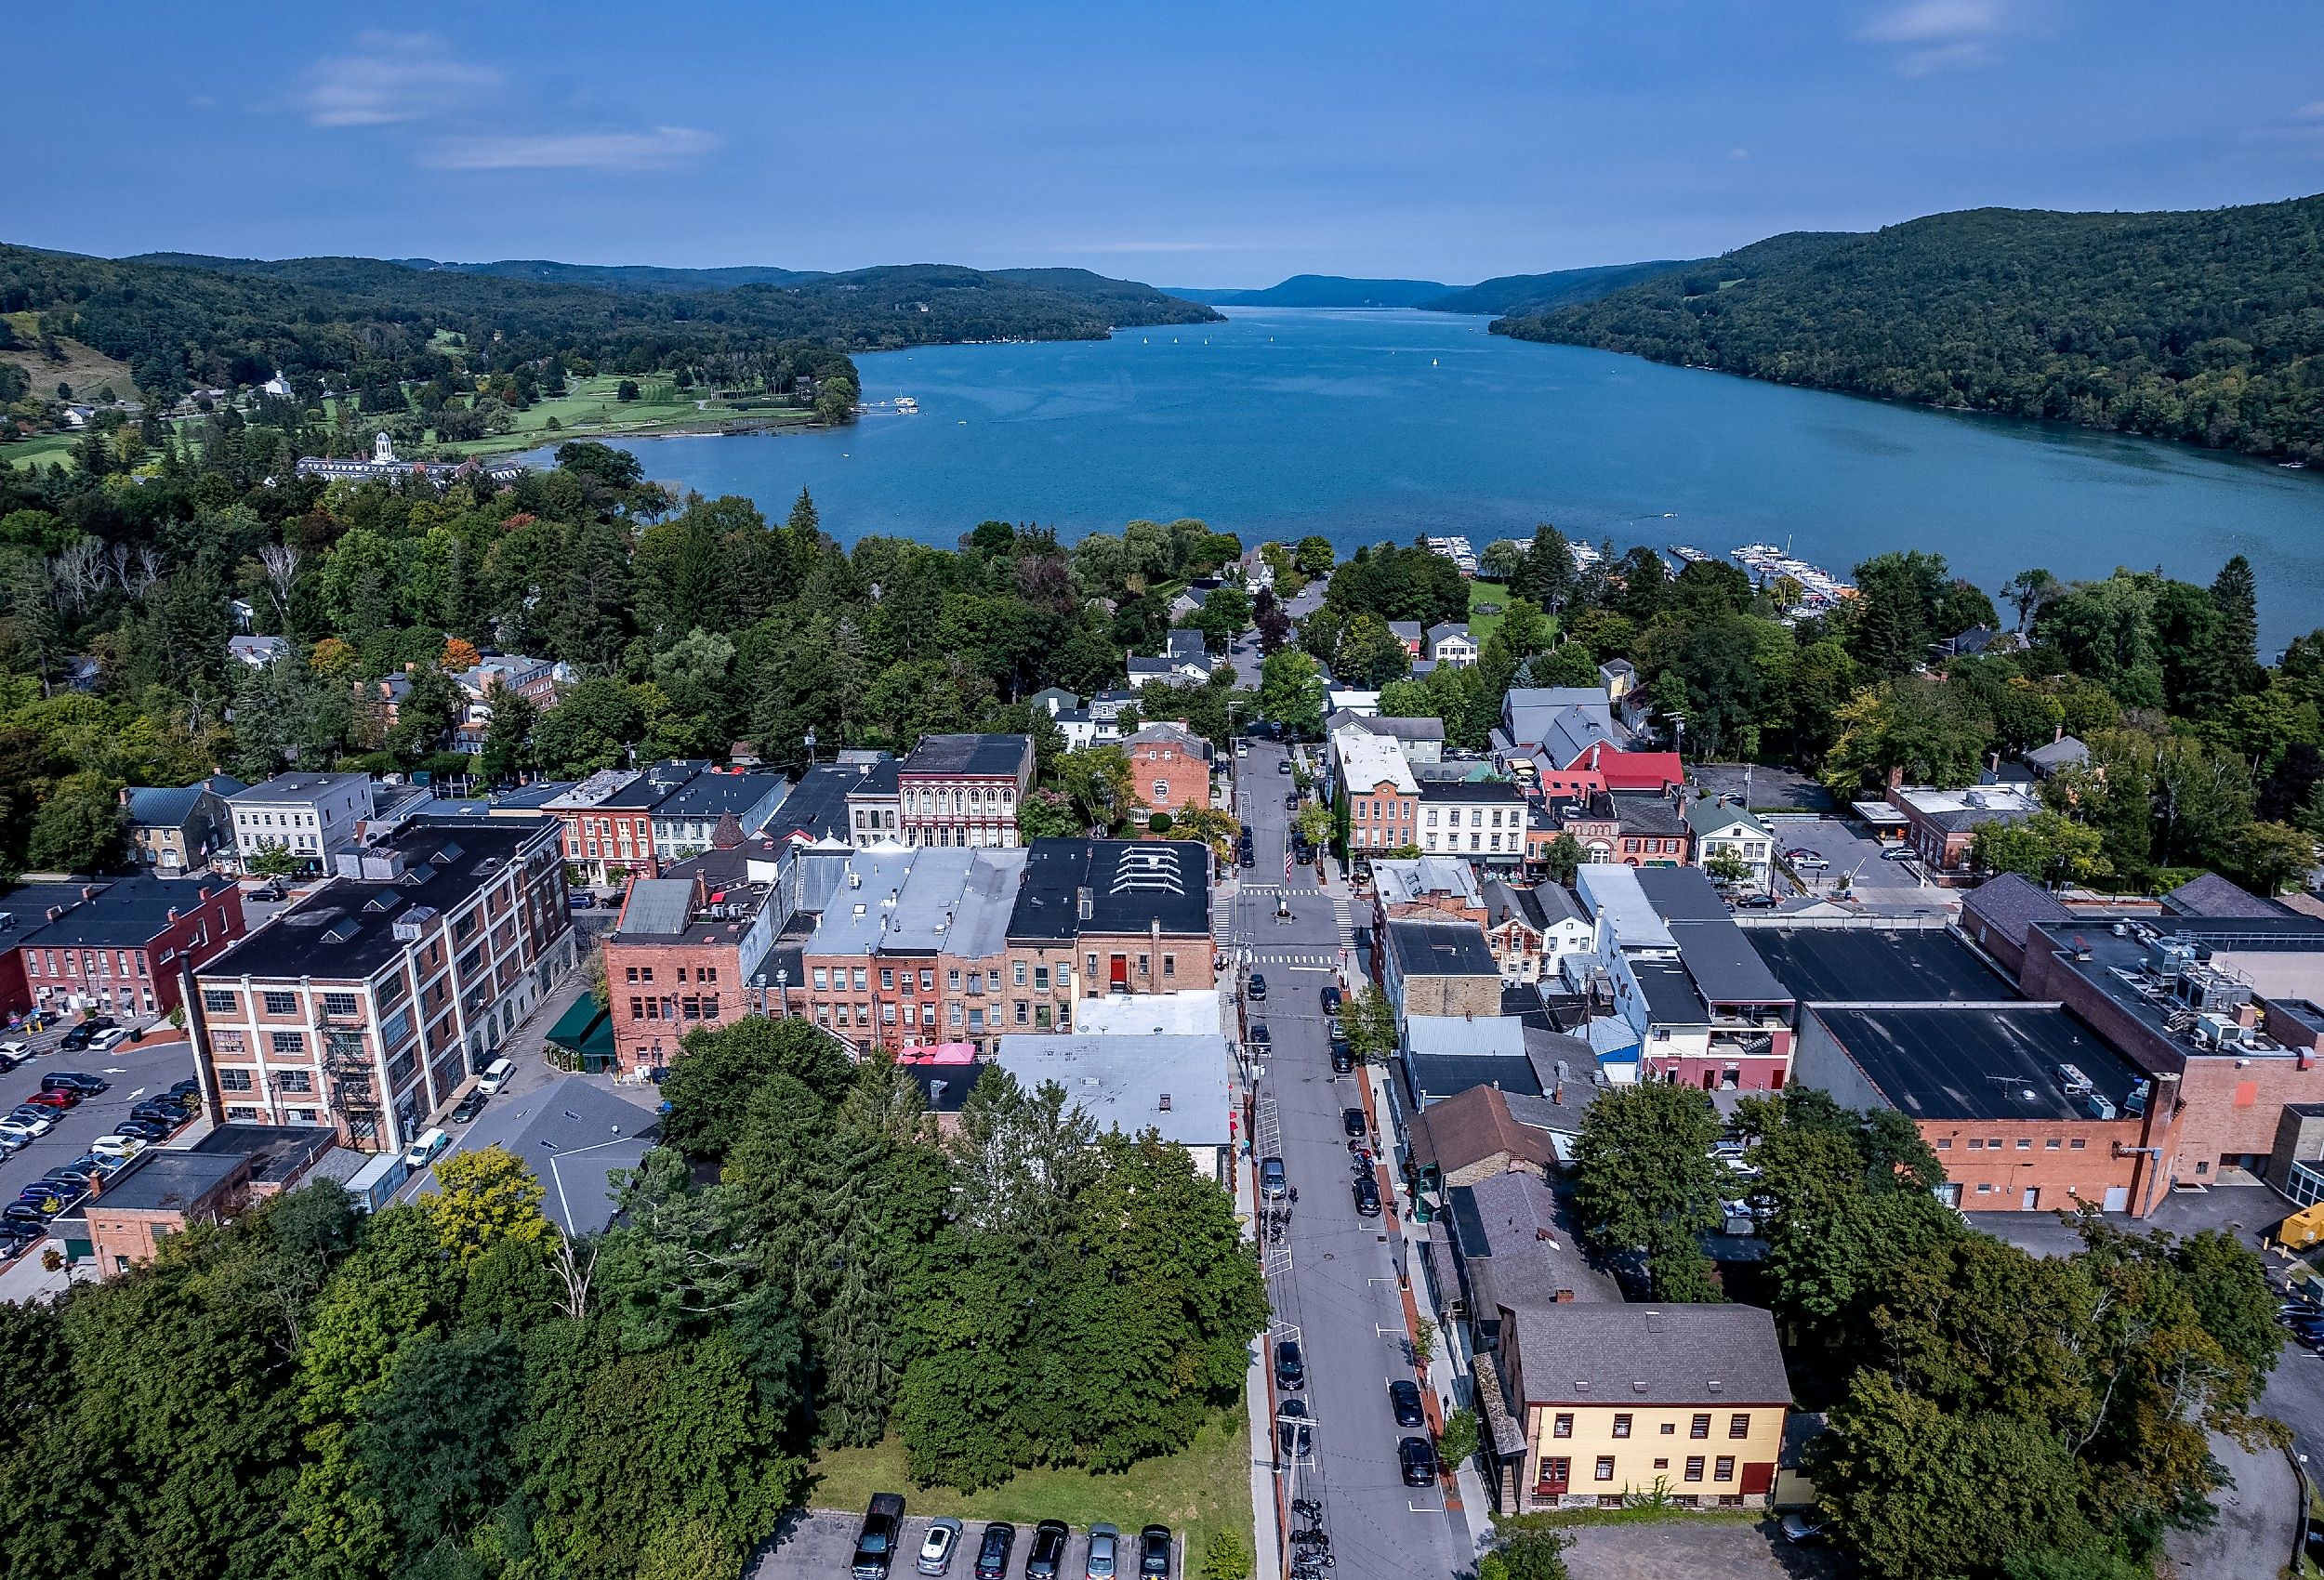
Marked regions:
[604,936,750,1072]
[1129,738,1210,818]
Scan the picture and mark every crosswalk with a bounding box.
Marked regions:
[1332,895,1356,953]
[1253,950,1340,968]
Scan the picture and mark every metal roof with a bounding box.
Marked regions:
[995,1033,1233,1148]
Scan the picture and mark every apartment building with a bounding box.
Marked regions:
[1006,838,1217,1011]
[545,759,707,884]
[1499,1304,1790,1510]
[796,845,1029,1052]
[896,734,1035,849]
[648,770,790,862]
[0,876,244,1020]
[190,817,576,1152]
[1577,864,1794,1091]
[226,771,372,875]
[1332,722,1419,855]
[1684,799,1776,891]
[123,775,244,874]
[1419,778,1528,864]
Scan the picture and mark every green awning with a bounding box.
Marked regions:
[546,997,616,1065]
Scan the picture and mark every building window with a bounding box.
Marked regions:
[203,989,235,1014]
[1552,1414,1573,1439]
[1729,1414,1750,1439]
[1611,1415,1631,1439]
[279,1070,312,1093]
[1684,1456,1705,1482]
[1690,1415,1710,1439]
[2070,1139,2087,1151]
[1163,954,1176,978]
[271,1032,305,1055]
[1014,1001,1029,1024]
[263,991,297,1015]
[813,968,828,991]
[1034,966,1050,991]
[1714,1456,1735,1482]
[630,997,644,1020]
[212,1031,244,1054]
[880,968,894,991]
[220,1068,254,1091]
[1013,962,1027,986]
[1593,1457,1615,1482]
[323,992,359,1017]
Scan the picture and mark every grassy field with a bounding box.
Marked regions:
[806,1409,1252,1564]
[0,433,79,471]
[1467,579,1510,646]
[438,374,818,456]
[1,320,139,406]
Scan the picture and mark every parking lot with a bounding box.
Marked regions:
[748,1509,1174,1580]
[1760,814,1932,901]
[0,1025,202,1242]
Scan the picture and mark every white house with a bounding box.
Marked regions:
[1425,623,1479,669]
[1684,798,1776,891]
[228,636,290,668]
[226,771,373,875]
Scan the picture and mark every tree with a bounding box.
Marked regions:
[1200,1528,1252,1580]
[615,379,641,402]
[1016,787,1081,841]
[479,680,538,783]
[1571,1083,1724,1299]
[661,1017,852,1159]
[1256,648,1324,739]
[1969,810,2109,888]
[1340,984,1397,1064]
[1479,538,1526,582]
[421,1147,555,1267]
[1252,587,1292,655]
[1435,1405,1480,1468]
[1541,832,1581,886]
[246,839,301,878]
[2229,819,2314,895]
[1702,848,1751,887]
[1056,745,1141,832]
[1476,1527,1571,1580]
[26,772,127,872]
[1295,800,1335,855]
[439,636,481,673]
[2209,554,2263,696]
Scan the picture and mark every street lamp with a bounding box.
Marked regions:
[775,968,789,1020]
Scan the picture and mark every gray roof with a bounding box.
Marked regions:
[885,848,1027,960]
[1683,798,1770,839]
[190,1123,338,1186]
[88,1149,245,1211]
[1960,872,2075,949]
[1373,855,1483,911]
[125,783,218,830]
[17,875,235,949]
[653,770,789,824]
[1388,621,1424,641]
[1632,867,1793,1008]
[1502,688,1624,766]
[615,878,699,937]
[995,1033,1233,1148]
[1812,1004,2149,1121]
[490,781,576,810]
[1401,1052,1542,1107]
[1485,879,1587,934]
[1406,1014,1526,1058]
[2023,734,2089,772]
[2162,873,2290,920]
[229,770,370,807]
[1448,1172,1622,1312]
[1386,916,1501,979]
[900,733,1030,779]
[1504,1303,1793,1407]
[418,1075,659,1238]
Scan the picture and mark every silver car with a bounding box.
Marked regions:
[1085,1524,1119,1580]
[918,1516,963,1575]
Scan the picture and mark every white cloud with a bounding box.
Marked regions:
[302,32,498,127]
[1729,147,1750,161]
[423,125,723,173]
[2297,101,2324,121]
[1858,0,2008,73]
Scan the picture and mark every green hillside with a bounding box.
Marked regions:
[1497,196,2324,460]
[1427,258,1694,315]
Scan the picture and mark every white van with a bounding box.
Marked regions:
[403,1127,450,1170]
[477,1058,515,1097]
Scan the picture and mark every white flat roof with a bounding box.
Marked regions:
[1074,990,1225,1038]
[995,1033,1233,1148]
[1576,862,1674,949]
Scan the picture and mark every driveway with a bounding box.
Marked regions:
[1760,815,1934,902]
[2159,1431,2297,1580]
[1560,1518,1839,1580]
[749,1509,1155,1580]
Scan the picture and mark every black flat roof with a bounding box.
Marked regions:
[1401,1052,1543,1107]
[1386,917,1501,979]
[901,733,1028,778]
[1814,1004,2148,1122]
[1750,926,2014,1006]
[1009,839,1210,941]
[201,818,554,981]
[14,876,233,949]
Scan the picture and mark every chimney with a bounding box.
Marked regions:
[81,886,99,902]
[1158,1092,1172,1112]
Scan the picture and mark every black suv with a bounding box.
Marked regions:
[972,1523,1016,1580]
[1353,1174,1382,1217]
[852,1493,905,1579]
[1389,1379,1427,1429]
[43,1073,110,1095]
[1138,1526,1171,1578]
[1399,1436,1438,1486]
[1025,1520,1069,1580]
[1274,1336,1305,1390]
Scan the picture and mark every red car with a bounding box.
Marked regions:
[23,1089,76,1112]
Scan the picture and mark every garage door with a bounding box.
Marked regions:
[2102,1187,2129,1213]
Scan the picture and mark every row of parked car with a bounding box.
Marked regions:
[0,1074,203,1257]
[1271,1334,1438,1486]
[853,1495,1172,1579]
[0,1013,139,1071]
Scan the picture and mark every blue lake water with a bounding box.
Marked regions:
[548,307,2324,648]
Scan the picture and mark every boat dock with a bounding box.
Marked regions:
[1731,542,1854,615]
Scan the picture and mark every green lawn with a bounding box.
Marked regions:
[806,1410,1252,1564]
[1,433,79,471]
[1467,579,1510,646]
[437,374,816,456]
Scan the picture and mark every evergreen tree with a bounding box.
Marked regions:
[2209,554,2263,694]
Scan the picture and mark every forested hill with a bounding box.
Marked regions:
[1204,276,1455,308]
[1428,258,1695,316]
[387,257,829,291]
[0,244,1218,399]
[1495,195,2324,461]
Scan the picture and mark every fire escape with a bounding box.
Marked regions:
[324,1029,381,1143]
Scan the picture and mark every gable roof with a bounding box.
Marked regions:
[1960,872,2075,948]
[1683,798,1771,839]
[2161,872,2290,919]
[1505,1303,1793,1407]
[416,1076,660,1238]
[1406,1083,1558,1178]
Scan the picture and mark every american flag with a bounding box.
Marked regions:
[1285,846,1294,882]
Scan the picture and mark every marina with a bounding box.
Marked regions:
[1731,542,1855,616]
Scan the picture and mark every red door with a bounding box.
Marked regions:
[1537,1456,1570,1496]
[1110,955,1129,989]
[1740,1462,1775,1496]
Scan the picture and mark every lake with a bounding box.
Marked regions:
[544,307,2324,648]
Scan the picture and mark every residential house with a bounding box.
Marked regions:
[1388,621,1424,657]
[1406,1082,1560,1189]
[1685,799,1775,890]
[1484,880,1593,984]
[190,816,578,1152]
[648,770,789,862]
[1426,623,1479,668]
[897,733,1035,849]
[1128,630,1215,688]
[1327,709,1446,767]
[0,876,244,1020]
[1498,1303,1790,1510]
[1124,721,1213,820]
[1331,723,1420,856]
[1419,779,1529,865]
[226,772,373,876]
[2023,733,2089,781]
[1498,688,1683,797]
[123,774,244,874]
[228,635,288,668]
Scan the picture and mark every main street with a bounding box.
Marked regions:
[1227,739,1473,1580]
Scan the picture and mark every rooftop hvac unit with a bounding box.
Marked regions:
[2054,1063,2093,1096]
[2175,966,2251,1015]
[2196,1012,2254,1050]
[2150,937,2200,979]
[2084,1092,2119,1122]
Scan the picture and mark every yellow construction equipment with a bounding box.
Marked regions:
[2276,1203,2324,1251]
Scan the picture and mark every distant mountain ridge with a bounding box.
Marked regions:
[1498,193,2324,462]
[1163,261,1697,315]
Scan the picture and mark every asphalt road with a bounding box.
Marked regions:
[1230,740,1472,1580]
[1761,814,1938,903]
[747,1510,1166,1580]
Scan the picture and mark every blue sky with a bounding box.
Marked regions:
[16,2,2324,285]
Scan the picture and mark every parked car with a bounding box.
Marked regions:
[1259,1156,1287,1199]
[114,1119,171,1142]
[1341,1106,1367,1138]
[1283,792,1299,810]
[1780,1513,1824,1544]
[1274,1336,1305,1389]
[1789,853,1829,871]
[86,1026,134,1053]
[1388,1379,1427,1429]
[166,1079,201,1103]
[43,1072,109,1095]
[852,1492,906,1580]
[1086,1522,1119,1580]
[1329,1041,1354,1074]
[24,1089,76,1112]
[1353,1174,1382,1217]
[1277,1398,1313,1457]
[0,1043,23,1071]
[918,1516,962,1576]
[450,1089,489,1125]
[0,1204,50,1229]
[1248,1023,1271,1047]
[1736,892,1780,910]
[56,1018,115,1051]
[1137,1526,1171,1579]
[1025,1520,1069,1580]
[1238,847,1255,870]
[403,1127,451,1170]
[129,1103,187,1128]
[1247,973,1267,1001]
[0,1116,53,1142]
[1881,845,1919,862]
[1398,1436,1438,1486]
[1320,983,1342,1013]
[972,1522,1017,1580]
[568,891,598,909]
[1277,758,1292,775]
[90,1135,146,1160]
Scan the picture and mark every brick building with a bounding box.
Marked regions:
[795,845,1030,1053]
[546,759,707,885]
[82,1150,251,1277]
[0,876,244,1020]
[1005,838,1217,1011]
[123,775,244,874]
[1123,722,1212,822]
[897,734,1035,849]
[1382,917,1503,1018]
[1332,722,1419,855]
[191,817,576,1152]
[603,847,780,1073]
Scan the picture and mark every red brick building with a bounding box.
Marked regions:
[601,848,777,1073]
[0,876,244,1020]
[1124,722,1212,823]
